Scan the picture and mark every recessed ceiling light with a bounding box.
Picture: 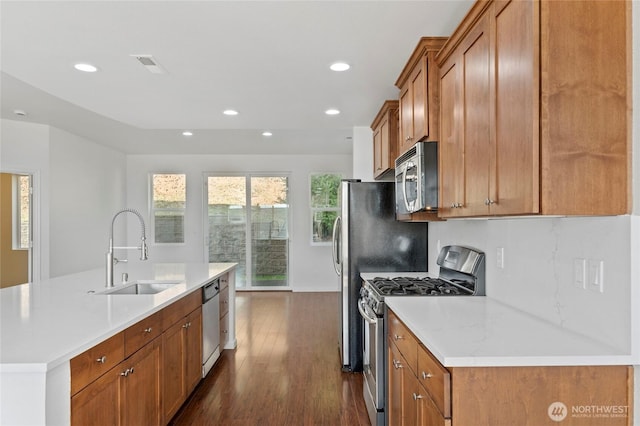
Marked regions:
[223,109,239,116]
[330,62,350,72]
[262,131,273,137]
[74,63,98,73]
[325,109,340,116]
[182,131,193,136]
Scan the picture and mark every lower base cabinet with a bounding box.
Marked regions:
[162,306,203,421]
[71,339,162,426]
[387,309,633,426]
[71,291,203,426]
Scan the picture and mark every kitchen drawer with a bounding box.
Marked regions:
[219,286,230,319]
[162,290,202,330]
[124,309,163,357]
[417,343,451,418]
[70,332,125,395]
[388,310,417,373]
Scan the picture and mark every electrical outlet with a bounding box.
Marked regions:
[496,247,504,269]
[587,259,604,293]
[573,258,586,289]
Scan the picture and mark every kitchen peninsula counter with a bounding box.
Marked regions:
[385,296,635,367]
[0,262,236,425]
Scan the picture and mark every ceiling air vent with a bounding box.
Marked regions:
[130,54,165,74]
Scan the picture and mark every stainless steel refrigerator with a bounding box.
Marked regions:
[331,180,428,372]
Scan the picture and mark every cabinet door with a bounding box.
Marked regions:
[387,341,403,426]
[121,339,162,426]
[491,0,539,215]
[460,12,492,217]
[439,12,491,218]
[414,377,450,426]
[71,366,122,426]
[411,61,427,144]
[185,307,203,394]
[438,57,464,217]
[399,83,414,155]
[162,320,187,421]
[373,127,383,176]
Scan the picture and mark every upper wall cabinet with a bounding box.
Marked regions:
[395,37,448,156]
[436,0,630,218]
[371,100,399,180]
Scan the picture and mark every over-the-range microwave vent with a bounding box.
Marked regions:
[395,141,436,168]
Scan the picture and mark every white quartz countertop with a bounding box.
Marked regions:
[385,296,634,367]
[0,262,236,373]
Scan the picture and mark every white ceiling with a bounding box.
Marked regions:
[0,1,472,155]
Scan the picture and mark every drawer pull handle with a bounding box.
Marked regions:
[143,327,153,333]
[392,359,403,369]
[412,393,423,401]
[394,334,404,341]
[183,321,192,329]
[96,356,106,364]
[121,368,130,377]
[422,371,433,379]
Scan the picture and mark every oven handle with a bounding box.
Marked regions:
[358,299,378,325]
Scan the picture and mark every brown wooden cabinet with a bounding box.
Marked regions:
[436,0,630,218]
[162,291,203,422]
[387,308,633,426]
[71,335,162,426]
[388,310,450,426]
[395,37,447,156]
[371,100,399,180]
[71,290,204,426]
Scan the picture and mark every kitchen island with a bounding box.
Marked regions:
[0,262,237,425]
[386,297,634,425]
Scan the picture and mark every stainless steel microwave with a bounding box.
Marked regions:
[395,141,438,214]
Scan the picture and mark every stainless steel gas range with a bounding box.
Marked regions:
[358,245,485,426]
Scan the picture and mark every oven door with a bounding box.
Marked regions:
[358,298,384,412]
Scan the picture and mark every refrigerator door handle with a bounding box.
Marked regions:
[331,215,341,276]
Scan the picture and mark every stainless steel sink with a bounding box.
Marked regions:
[97,280,182,295]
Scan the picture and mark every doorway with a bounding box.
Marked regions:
[205,174,290,290]
[0,172,32,287]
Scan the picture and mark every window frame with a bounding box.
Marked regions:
[150,173,187,245]
[11,174,31,250]
[309,172,342,246]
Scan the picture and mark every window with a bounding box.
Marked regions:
[206,174,290,289]
[310,173,342,245]
[151,174,186,243]
[12,175,30,250]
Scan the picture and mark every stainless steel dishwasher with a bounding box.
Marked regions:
[202,278,221,377]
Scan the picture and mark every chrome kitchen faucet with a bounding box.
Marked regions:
[106,208,149,287]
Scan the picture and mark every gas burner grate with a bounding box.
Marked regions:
[369,276,473,296]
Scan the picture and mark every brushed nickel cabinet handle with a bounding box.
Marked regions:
[422,371,433,379]
[393,359,403,369]
[394,334,405,341]
[413,393,423,401]
[96,356,106,364]
[143,327,152,333]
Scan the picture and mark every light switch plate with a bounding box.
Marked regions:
[573,258,586,289]
[496,247,504,269]
[587,259,604,293]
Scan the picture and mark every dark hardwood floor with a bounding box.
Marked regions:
[170,291,371,426]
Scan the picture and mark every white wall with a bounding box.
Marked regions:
[352,126,375,181]
[0,119,51,280]
[1,119,127,280]
[126,153,351,292]
[49,127,126,277]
